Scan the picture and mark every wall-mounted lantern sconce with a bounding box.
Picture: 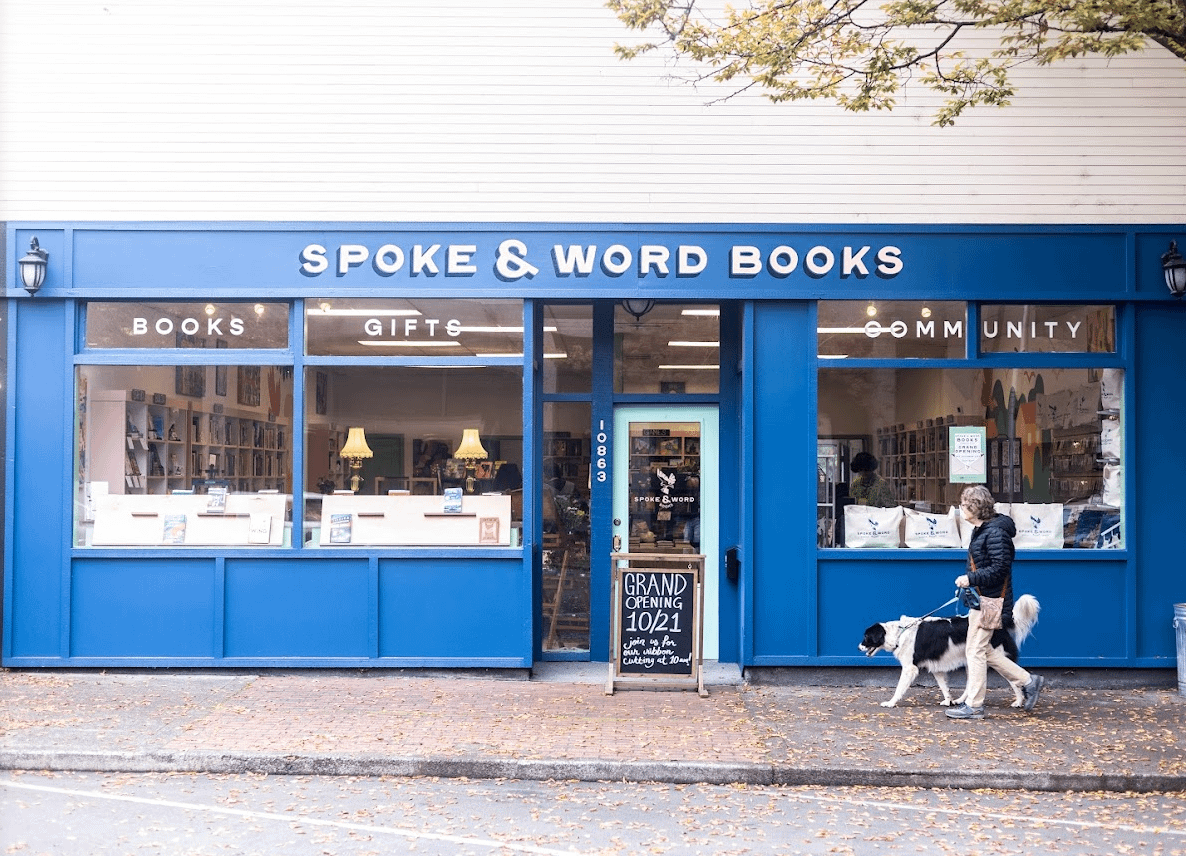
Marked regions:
[18,236,49,296]
[620,298,655,322]
[1164,241,1186,298]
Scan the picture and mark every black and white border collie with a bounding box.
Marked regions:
[858,595,1041,708]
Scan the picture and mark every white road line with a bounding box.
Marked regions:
[785,790,1186,837]
[1,780,583,855]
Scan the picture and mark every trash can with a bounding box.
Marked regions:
[1176,603,1186,698]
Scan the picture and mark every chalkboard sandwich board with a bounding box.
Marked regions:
[607,553,706,697]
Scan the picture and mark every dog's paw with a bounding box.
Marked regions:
[1010,700,1024,708]
[879,700,898,708]
[940,699,953,706]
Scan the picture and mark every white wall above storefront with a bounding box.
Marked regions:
[2,0,1185,224]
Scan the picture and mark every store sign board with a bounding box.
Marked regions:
[298,239,905,282]
[50,225,1137,299]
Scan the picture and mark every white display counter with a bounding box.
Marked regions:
[91,493,289,546]
[318,494,512,546]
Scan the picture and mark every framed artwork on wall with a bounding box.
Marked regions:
[215,339,228,396]
[237,366,261,407]
[175,365,205,398]
[315,371,328,415]
[175,331,206,397]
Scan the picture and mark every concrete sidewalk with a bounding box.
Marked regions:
[1,664,1183,793]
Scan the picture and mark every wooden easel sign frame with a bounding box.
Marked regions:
[606,553,707,697]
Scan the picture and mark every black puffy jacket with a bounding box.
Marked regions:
[967,513,1016,627]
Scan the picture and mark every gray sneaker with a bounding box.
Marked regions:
[1022,675,1045,711]
[945,703,985,720]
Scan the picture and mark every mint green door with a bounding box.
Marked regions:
[613,405,719,659]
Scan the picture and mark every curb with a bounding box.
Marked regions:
[3,750,1183,794]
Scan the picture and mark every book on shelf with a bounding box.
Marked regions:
[162,514,187,544]
[149,445,165,476]
[329,513,353,544]
[443,487,463,514]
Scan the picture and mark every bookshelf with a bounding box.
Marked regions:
[544,435,590,490]
[626,430,699,493]
[88,390,290,495]
[876,414,979,509]
[1050,424,1105,503]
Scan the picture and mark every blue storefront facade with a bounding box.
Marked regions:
[2,221,1183,670]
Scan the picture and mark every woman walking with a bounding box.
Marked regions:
[947,484,1045,720]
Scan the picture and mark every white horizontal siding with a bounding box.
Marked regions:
[1,0,1184,223]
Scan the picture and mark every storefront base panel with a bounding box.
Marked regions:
[377,557,530,660]
[73,558,217,657]
[4,555,531,667]
[0,657,532,668]
[806,553,1132,663]
[747,662,1178,677]
[749,659,1176,670]
[225,558,372,658]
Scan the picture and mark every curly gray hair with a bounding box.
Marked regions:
[960,484,997,522]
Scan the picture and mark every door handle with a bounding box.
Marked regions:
[613,534,622,552]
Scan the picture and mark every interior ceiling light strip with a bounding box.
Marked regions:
[357,340,462,347]
[315,308,422,316]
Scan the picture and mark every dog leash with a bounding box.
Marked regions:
[900,591,962,630]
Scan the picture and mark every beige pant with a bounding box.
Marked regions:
[964,606,1031,708]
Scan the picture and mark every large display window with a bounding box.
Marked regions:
[75,298,527,549]
[818,365,1124,550]
[75,363,294,547]
[302,365,523,547]
[817,300,1123,550]
[303,297,525,547]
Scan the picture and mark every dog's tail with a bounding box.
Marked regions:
[1010,594,1041,645]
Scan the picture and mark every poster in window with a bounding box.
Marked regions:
[949,426,987,483]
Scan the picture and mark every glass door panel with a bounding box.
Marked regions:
[541,402,591,653]
[613,405,718,659]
